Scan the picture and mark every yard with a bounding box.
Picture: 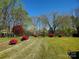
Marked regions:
[0,37,79,59]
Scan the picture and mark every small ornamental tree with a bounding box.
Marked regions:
[12,25,24,36]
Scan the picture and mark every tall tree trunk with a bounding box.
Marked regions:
[48,22,54,34]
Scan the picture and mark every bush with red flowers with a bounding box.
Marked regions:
[12,25,24,36]
[9,38,18,45]
[21,35,29,41]
[48,33,54,37]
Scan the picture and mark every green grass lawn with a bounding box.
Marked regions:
[46,37,79,51]
[0,37,79,59]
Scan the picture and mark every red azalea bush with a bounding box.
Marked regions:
[48,33,54,37]
[9,38,18,45]
[12,25,24,36]
[21,35,29,41]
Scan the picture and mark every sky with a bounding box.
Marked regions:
[21,0,78,16]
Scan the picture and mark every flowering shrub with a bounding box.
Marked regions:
[9,38,18,45]
[12,25,24,36]
[21,35,29,41]
[48,33,54,37]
